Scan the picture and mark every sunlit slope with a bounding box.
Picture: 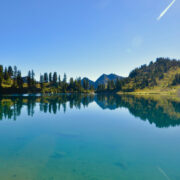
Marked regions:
[119,58,180,94]
[134,67,180,94]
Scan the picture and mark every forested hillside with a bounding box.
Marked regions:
[126,57,180,91]
[97,58,180,93]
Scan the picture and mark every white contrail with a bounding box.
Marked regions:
[157,0,176,20]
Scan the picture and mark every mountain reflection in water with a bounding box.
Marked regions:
[0,94,180,128]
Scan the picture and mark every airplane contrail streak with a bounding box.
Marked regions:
[157,0,176,20]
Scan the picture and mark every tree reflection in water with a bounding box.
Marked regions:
[0,94,180,128]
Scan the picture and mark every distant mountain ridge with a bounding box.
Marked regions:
[81,77,95,87]
[95,73,124,88]
[82,73,124,89]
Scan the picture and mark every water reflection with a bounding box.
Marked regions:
[0,94,180,128]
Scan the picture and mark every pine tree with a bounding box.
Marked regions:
[107,80,111,90]
[0,66,3,88]
[63,73,67,83]
[40,74,44,89]
[44,73,48,83]
[62,73,67,91]
[58,75,61,86]
[83,79,89,90]
[77,77,82,92]
[4,67,9,80]
[0,65,3,87]
[0,76,2,88]
[31,70,36,87]
[172,74,180,85]
[27,71,32,88]
[69,77,74,90]
[13,66,18,79]
[49,73,52,83]
[31,70,35,80]
[110,80,115,90]
[8,66,13,77]
[53,72,57,85]
[17,71,23,89]
[97,84,105,92]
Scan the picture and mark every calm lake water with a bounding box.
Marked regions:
[0,94,180,180]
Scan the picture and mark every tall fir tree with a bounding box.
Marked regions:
[40,74,44,89]
[53,72,57,85]
[49,73,52,83]
[44,73,48,83]
[0,66,3,89]
[8,66,13,77]
[58,75,61,86]
[27,71,32,88]
[17,71,23,89]
[4,67,9,80]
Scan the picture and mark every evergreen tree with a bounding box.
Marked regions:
[69,77,74,90]
[13,66,18,79]
[0,65,3,87]
[115,79,122,90]
[110,80,115,90]
[107,80,111,90]
[49,73,52,83]
[97,84,105,92]
[27,71,32,88]
[17,71,23,89]
[172,74,180,85]
[58,75,61,86]
[4,67,9,80]
[8,66,13,77]
[77,77,82,92]
[62,73,67,91]
[44,73,48,83]
[63,73,67,83]
[0,76,2,88]
[31,70,35,80]
[83,79,89,90]
[40,74,44,89]
[74,79,79,91]
[0,65,3,76]
[31,70,36,87]
[53,72,57,85]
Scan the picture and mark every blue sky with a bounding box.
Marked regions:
[0,0,179,81]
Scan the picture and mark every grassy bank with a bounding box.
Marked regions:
[117,86,180,95]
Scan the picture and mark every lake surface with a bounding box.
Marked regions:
[0,94,180,180]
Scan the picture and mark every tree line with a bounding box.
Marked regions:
[1,94,180,128]
[0,65,94,94]
[1,57,180,94]
[0,94,94,120]
[97,58,180,93]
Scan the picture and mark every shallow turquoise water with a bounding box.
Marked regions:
[0,94,180,180]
